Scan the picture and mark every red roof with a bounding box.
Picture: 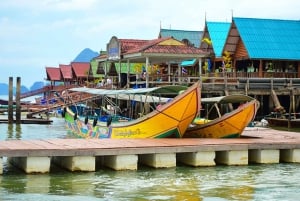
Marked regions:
[119,39,149,53]
[71,62,90,78]
[125,37,206,55]
[45,67,61,81]
[95,37,209,61]
[59,64,73,79]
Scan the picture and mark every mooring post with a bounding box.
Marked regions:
[16,77,21,124]
[8,77,14,123]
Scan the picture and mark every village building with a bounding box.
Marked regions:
[201,17,300,79]
[95,36,208,88]
[44,17,300,87]
[39,16,300,116]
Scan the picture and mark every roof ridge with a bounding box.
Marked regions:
[139,37,172,52]
[233,17,300,22]
[160,28,201,32]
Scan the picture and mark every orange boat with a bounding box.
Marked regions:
[184,95,259,138]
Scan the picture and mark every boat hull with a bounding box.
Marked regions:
[184,99,259,138]
[266,118,300,128]
[65,82,201,139]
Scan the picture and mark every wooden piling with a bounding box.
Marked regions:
[8,77,14,123]
[16,77,21,124]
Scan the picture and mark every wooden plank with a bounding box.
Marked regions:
[0,128,300,157]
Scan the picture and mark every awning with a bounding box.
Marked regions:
[202,95,255,104]
[181,59,196,67]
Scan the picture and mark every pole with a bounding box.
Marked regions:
[16,77,21,124]
[8,77,14,124]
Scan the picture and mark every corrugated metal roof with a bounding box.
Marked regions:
[206,22,231,57]
[234,17,300,60]
[159,29,203,47]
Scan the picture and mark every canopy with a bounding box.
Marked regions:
[202,95,254,104]
[106,94,171,103]
[67,85,187,103]
[181,59,197,66]
[69,85,187,96]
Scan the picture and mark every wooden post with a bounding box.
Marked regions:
[16,77,21,124]
[288,89,294,130]
[145,57,149,88]
[259,60,263,77]
[8,77,14,124]
[126,59,130,88]
[297,62,300,78]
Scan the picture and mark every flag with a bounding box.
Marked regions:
[182,67,188,74]
[207,59,212,72]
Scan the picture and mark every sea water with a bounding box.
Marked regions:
[0,116,300,201]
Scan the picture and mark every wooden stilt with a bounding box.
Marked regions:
[271,89,280,108]
[16,77,21,124]
[8,77,14,124]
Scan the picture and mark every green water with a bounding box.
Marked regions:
[1,164,300,201]
[1,116,300,200]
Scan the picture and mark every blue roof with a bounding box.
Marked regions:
[159,29,203,47]
[234,17,300,60]
[206,22,231,57]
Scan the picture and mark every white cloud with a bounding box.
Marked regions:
[1,0,300,87]
[43,0,98,11]
[0,0,98,12]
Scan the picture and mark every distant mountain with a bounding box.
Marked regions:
[0,48,98,96]
[0,83,9,95]
[73,48,99,62]
[0,81,46,95]
[30,81,45,91]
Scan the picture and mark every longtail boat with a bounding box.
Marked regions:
[63,81,201,139]
[184,95,259,138]
[265,115,300,128]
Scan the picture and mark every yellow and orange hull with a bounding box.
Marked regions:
[65,82,201,139]
[184,99,259,138]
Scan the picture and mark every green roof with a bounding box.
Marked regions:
[159,28,203,47]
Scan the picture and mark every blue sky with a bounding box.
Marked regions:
[1,0,299,88]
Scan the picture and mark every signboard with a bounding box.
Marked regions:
[107,36,120,60]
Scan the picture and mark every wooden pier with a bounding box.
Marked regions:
[0,118,53,124]
[0,127,300,174]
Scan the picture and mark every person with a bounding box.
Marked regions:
[247,63,255,72]
[106,78,112,85]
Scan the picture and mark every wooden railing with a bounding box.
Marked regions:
[145,73,300,93]
[20,85,77,99]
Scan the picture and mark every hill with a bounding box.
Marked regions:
[0,81,46,95]
[73,48,99,62]
[0,48,98,95]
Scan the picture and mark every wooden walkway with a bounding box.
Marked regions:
[1,127,300,174]
[0,128,299,157]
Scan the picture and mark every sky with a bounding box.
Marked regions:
[1,0,300,88]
